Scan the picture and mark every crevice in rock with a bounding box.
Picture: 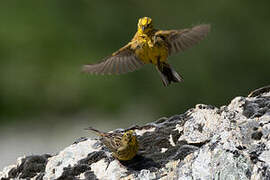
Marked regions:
[251,131,263,140]
[55,151,106,180]
[187,139,210,148]
[8,154,51,179]
[249,143,266,164]
[78,151,107,165]
[57,164,92,180]
[243,97,270,119]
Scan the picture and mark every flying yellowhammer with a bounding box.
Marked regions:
[85,127,139,161]
[83,17,210,86]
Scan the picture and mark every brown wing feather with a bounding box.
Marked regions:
[101,133,122,153]
[82,44,144,75]
[157,24,210,55]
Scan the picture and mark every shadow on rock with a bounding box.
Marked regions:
[119,155,161,171]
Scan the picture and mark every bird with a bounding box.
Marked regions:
[82,17,210,86]
[85,127,139,161]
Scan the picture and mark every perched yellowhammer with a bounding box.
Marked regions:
[83,17,210,86]
[85,127,139,161]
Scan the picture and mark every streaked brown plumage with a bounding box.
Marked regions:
[85,127,139,161]
[83,17,210,86]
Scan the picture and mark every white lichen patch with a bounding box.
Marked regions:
[160,160,180,179]
[0,164,16,179]
[169,134,176,147]
[135,127,156,136]
[192,148,212,179]
[227,96,246,113]
[161,148,168,153]
[181,107,221,144]
[259,150,270,165]
[135,161,180,180]
[137,169,157,180]
[165,160,180,170]
[78,172,86,179]
[0,156,25,179]
[175,124,183,133]
[91,159,127,180]
[90,159,108,179]
[44,139,100,180]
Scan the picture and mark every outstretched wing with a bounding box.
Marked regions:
[156,24,210,55]
[82,44,144,75]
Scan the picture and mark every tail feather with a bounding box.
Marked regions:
[84,127,105,136]
[156,63,183,86]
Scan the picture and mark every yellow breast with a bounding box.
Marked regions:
[113,136,138,161]
[133,34,169,65]
[113,144,138,161]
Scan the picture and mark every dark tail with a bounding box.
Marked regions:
[156,62,183,87]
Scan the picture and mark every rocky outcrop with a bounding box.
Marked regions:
[1,86,270,180]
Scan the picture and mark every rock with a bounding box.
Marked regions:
[1,86,270,180]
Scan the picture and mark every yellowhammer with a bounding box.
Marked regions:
[83,17,210,86]
[85,127,139,161]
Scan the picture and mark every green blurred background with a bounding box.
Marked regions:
[0,0,269,169]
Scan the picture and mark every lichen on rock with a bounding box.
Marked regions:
[1,86,270,180]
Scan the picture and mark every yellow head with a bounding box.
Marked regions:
[137,17,153,34]
[122,130,137,146]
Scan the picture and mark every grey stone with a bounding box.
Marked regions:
[1,87,270,180]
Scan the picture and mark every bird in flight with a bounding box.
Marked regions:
[83,17,210,86]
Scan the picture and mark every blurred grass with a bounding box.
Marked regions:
[0,0,270,124]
